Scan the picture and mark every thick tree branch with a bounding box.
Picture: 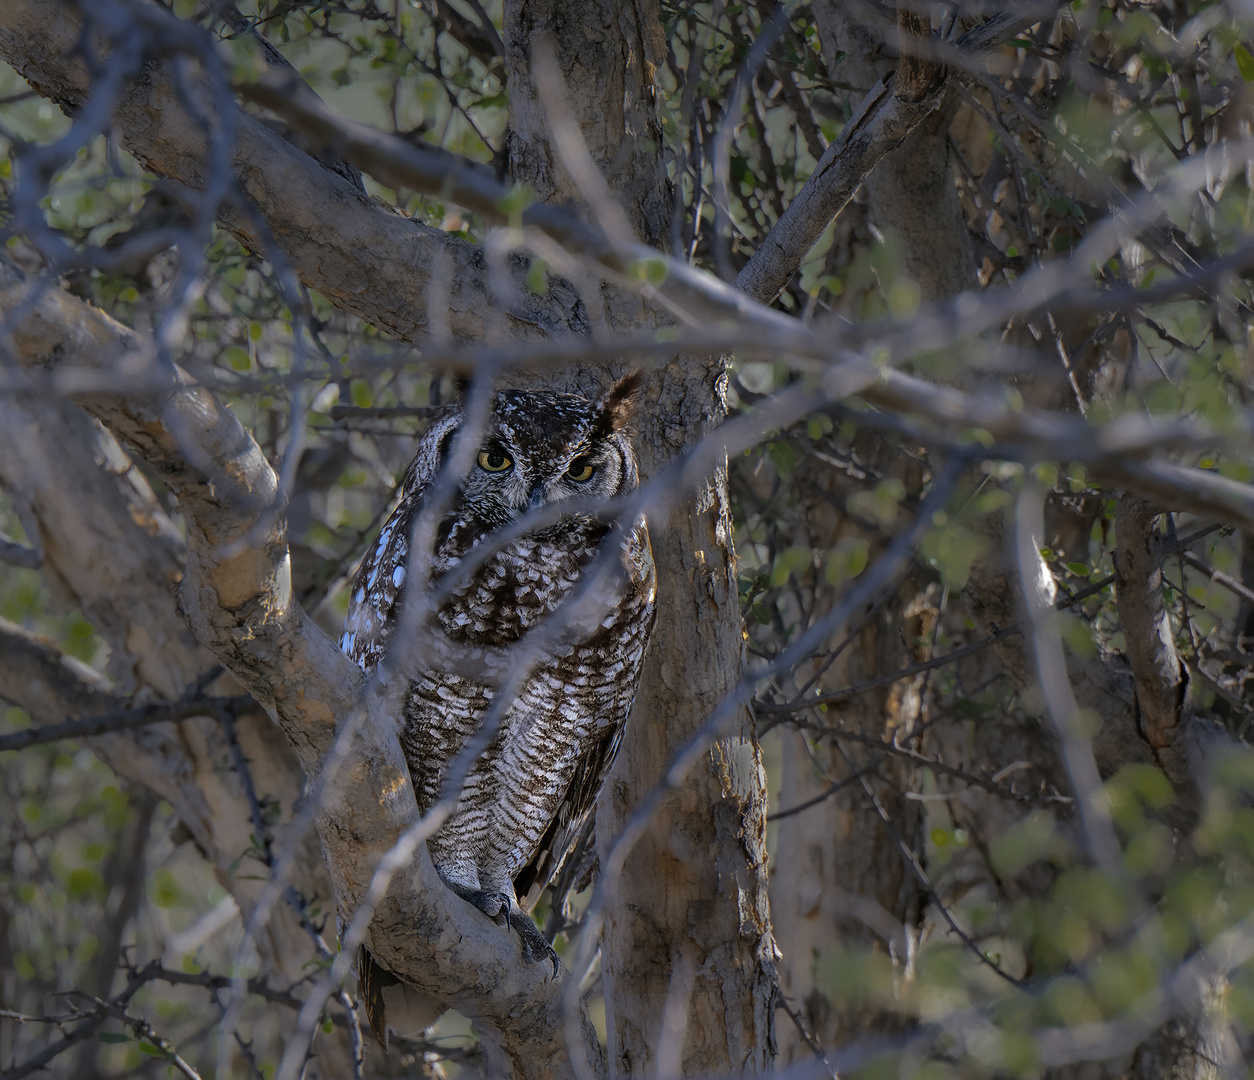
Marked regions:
[5,0,1254,543]
[0,619,128,726]
[0,258,591,1080]
[0,625,250,751]
[25,6,1242,537]
[734,5,1057,304]
[0,0,585,344]
[0,534,41,568]
[0,260,341,1009]
[0,671,246,755]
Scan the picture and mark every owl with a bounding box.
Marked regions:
[340,372,656,1046]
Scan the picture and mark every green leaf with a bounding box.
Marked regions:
[98,1032,134,1044]
[137,1041,168,1058]
[629,257,668,287]
[66,867,101,900]
[1236,44,1254,82]
[769,546,812,588]
[498,184,535,220]
[526,258,549,297]
[807,413,833,440]
[767,441,797,477]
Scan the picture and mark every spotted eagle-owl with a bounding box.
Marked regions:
[341,372,656,1044]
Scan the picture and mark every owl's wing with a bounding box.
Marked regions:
[340,505,415,673]
[340,410,461,674]
[516,520,657,916]
[514,723,622,913]
[346,413,463,1048]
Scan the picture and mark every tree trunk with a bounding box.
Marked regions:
[766,5,977,1056]
[501,3,778,1072]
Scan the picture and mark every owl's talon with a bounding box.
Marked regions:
[445,882,560,974]
[509,907,560,977]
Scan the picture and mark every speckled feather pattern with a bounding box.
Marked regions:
[341,383,656,905]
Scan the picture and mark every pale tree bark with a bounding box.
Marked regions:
[0,338,327,986]
[1,257,598,1079]
[767,453,930,1056]
[0,301,356,1071]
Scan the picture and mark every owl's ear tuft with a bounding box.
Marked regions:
[592,370,645,438]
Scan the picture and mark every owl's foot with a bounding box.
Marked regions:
[442,880,560,976]
[445,884,512,926]
[508,906,560,977]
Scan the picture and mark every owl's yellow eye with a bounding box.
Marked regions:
[477,449,513,473]
[567,459,596,482]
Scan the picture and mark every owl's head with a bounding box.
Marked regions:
[434,371,644,535]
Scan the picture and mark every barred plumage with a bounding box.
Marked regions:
[342,373,656,1046]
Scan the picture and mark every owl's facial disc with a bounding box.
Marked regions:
[447,386,638,538]
[465,439,622,527]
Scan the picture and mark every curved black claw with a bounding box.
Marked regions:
[509,907,560,977]
[440,877,559,975]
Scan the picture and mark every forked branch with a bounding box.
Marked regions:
[0,258,591,1080]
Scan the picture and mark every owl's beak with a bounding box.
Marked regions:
[526,484,546,514]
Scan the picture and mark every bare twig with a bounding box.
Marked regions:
[0,534,41,568]
[0,695,252,753]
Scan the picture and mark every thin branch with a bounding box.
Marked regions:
[328,404,444,421]
[1181,548,1254,608]
[1015,483,1126,876]
[0,533,41,569]
[766,764,881,821]
[811,727,1071,806]
[829,735,1026,988]
[0,695,252,753]
[758,624,1023,717]
[733,4,1059,304]
[2,961,161,1080]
